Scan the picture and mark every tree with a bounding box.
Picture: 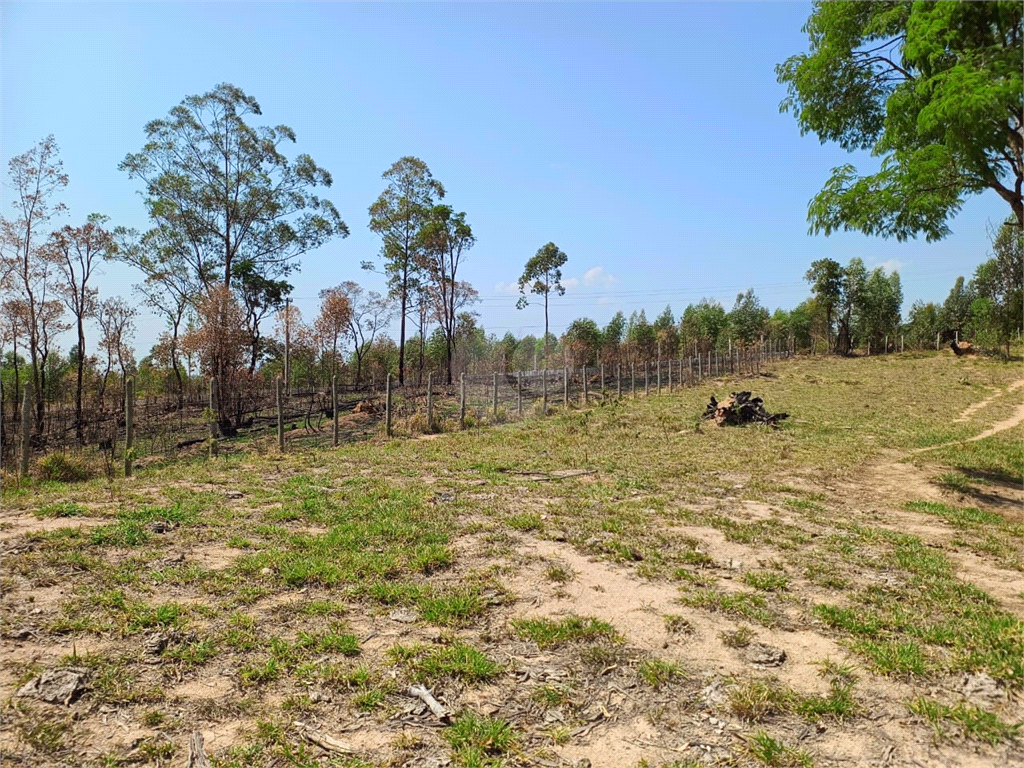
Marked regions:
[969,221,1023,354]
[419,205,476,383]
[680,299,727,354]
[778,2,1023,240]
[368,157,444,386]
[907,300,942,349]
[315,287,353,379]
[728,289,770,347]
[114,226,200,407]
[516,243,568,369]
[0,136,70,434]
[120,83,347,413]
[96,297,137,403]
[858,268,903,350]
[330,281,393,388]
[120,83,347,290]
[49,214,113,443]
[562,318,602,366]
[601,311,627,364]
[940,275,975,340]
[626,310,656,362]
[652,305,679,357]
[805,258,844,351]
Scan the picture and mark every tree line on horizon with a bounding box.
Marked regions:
[2,1,1022,448]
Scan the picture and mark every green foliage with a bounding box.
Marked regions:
[910,696,1022,745]
[744,730,813,768]
[445,712,517,767]
[778,1,1023,240]
[36,453,92,483]
[516,242,568,364]
[36,501,87,518]
[510,616,621,649]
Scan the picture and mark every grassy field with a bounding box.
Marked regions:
[1,350,1021,767]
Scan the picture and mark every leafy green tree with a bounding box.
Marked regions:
[368,157,445,386]
[858,268,903,350]
[119,83,346,411]
[728,289,769,346]
[516,243,568,369]
[120,83,346,291]
[940,276,975,340]
[906,300,942,349]
[626,310,656,362]
[968,222,1023,355]
[562,318,602,366]
[805,258,844,351]
[680,299,727,354]
[778,1,1023,239]
[652,305,679,357]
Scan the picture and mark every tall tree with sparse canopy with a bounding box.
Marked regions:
[778,1,1023,240]
[119,84,347,420]
[516,243,568,369]
[368,157,444,385]
[120,83,347,292]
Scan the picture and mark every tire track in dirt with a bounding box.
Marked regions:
[912,378,1024,455]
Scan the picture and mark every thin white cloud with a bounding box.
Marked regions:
[870,258,905,274]
[582,266,616,287]
[492,281,520,296]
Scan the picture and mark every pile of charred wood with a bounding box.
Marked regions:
[702,391,789,428]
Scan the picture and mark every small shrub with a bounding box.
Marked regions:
[36,453,92,483]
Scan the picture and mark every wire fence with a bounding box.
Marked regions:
[3,348,789,478]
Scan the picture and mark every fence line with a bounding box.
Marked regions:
[3,348,791,474]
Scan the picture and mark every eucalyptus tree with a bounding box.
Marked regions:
[419,204,476,384]
[49,214,114,442]
[516,242,568,369]
[0,136,70,433]
[367,157,445,385]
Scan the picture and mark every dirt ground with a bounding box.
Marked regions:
[1,370,1021,768]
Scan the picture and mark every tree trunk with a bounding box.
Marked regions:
[75,318,86,444]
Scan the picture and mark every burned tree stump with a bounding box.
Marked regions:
[702,391,788,428]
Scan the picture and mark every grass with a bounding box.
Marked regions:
[910,696,1022,745]
[388,640,501,683]
[445,712,517,767]
[3,351,1021,766]
[638,658,686,689]
[510,615,621,649]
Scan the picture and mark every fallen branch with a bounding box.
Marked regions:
[292,721,356,754]
[187,731,212,768]
[408,684,450,721]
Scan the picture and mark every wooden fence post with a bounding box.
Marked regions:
[631,363,636,397]
[563,366,569,409]
[332,375,339,447]
[600,363,605,394]
[644,361,649,396]
[19,384,31,478]
[542,367,548,413]
[276,376,284,452]
[125,377,135,476]
[427,373,434,432]
[582,366,588,406]
[517,371,522,418]
[460,373,466,429]
[656,358,661,393]
[616,363,621,398]
[668,359,673,393]
[386,373,393,437]
[492,372,498,418]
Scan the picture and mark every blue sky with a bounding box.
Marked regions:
[1,1,1009,357]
